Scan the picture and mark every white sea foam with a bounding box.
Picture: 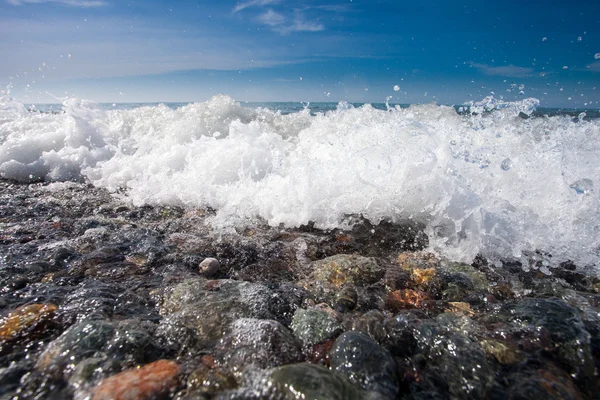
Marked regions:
[1,93,599,272]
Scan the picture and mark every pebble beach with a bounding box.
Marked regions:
[1,179,599,399]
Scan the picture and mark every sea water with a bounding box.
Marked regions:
[1,93,599,273]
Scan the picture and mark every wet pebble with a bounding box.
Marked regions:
[334,285,358,312]
[329,331,399,399]
[0,303,57,343]
[199,257,221,277]
[506,297,596,387]
[216,318,303,372]
[300,254,384,305]
[157,279,276,352]
[386,289,431,311]
[184,364,237,398]
[264,363,361,400]
[91,359,181,400]
[36,319,161,379]
[413,316,495,399]
[507,366,584,400]
[291,307,343,350]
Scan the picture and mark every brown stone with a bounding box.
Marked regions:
[480,339,523,364]
[307,254,384,288]
[186,364,237,396]
[0,303,57,342]
[125,253,148,266]
[91,359,180,400]
[445,301,475,316]
[386,289,430,312]
[397,252,439,271]
[201,354,216,369]
[410,267,437,285]
[311,339,335,365]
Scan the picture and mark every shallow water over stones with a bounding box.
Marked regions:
[1,180,599,399]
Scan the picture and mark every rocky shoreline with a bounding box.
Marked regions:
[1,179,599,399]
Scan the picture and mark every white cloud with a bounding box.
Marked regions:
[256,9,285,27]
[282,19,324,33]
[472,63,534,78]
[255,9,324,35]
[232,0,279,13]
[7,0,106,6]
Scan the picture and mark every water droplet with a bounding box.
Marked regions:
[595,53,600,60]
[501,158,512,171]
[393,85,400,92]
[542,37,547,42]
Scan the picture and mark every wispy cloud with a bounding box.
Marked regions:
[0,16,309,81]
[255,9,324,35]
[256,9,284,27]
[232,0,279,14]
[472,63,534,78]
[280,18,324,34]
[584,62,600,72]
[7,0,106,6]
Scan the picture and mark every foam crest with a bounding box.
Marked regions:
[0,97,114,181]
[1,94,599,271]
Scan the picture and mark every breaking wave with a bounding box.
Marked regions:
[1,93,599,272]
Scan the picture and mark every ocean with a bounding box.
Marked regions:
[1,94,599,274]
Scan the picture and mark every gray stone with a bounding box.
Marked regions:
[291,308,343,348]
[157,279,276,352]
[216,318,303,372]
[266,363,361,400]
[329,331,399,399]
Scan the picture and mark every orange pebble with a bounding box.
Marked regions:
[386,289,430,312]
[92,360,180,400]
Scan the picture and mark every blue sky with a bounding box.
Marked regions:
[1,0,599,107]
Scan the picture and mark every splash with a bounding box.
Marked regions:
[1,94,599,271]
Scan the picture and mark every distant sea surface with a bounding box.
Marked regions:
[28,101,600,120]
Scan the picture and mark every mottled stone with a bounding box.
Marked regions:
[414,321,495,399]
[308,254,384,287]
[441,262,489,292]
[506,297,595,386]
[445,301,475,316]
[36,319,159,379]
[299,254,384,305]
[386,289,430,311]
[265,363,361,400]
[480,339,523,364]
[397,252,440,272]
[216,318,303,372]
[291,308,343,349]
[350,309,387,343]
[157,279,275,352]
[334,285,358,312]
[91,360,181,400]
[507,366,584,400]
[186,365,237,397]
[329,331,399,399]
[0,303,56,342]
